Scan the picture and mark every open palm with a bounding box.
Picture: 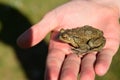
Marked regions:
[17,1,120,80]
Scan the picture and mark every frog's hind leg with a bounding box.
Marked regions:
[88,37,106,51]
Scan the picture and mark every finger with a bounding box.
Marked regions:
[17,11,58,48]
[80,53,96,80]
[60,54,81,80]
[95,38,120,76]
[94,50,113,76]
[45,32,70,80]
[45,48,66,80]
[95,49,119,76]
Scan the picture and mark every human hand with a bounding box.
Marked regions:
[17,0,120,80]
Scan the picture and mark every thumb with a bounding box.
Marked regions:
[17,11,58,48]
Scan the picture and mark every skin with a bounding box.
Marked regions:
[17,0,120,80]
[59,26,106,55]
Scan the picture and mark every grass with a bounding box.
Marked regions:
[0,0,120,80]
[0,42,26,80]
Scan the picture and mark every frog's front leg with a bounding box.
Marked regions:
[71,48,85,57]
[71,44,90,57]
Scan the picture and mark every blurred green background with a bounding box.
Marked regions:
[0,0,120,80]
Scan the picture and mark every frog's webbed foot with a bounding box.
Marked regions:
[71,47,88,57]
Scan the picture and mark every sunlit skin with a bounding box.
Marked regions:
[17,0,120,80]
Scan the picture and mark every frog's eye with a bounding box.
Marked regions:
[60,29,65,33]
[62,34,68,38]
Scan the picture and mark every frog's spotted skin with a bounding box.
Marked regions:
[59,25,106,56]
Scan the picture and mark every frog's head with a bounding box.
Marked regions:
[59,28,78,47]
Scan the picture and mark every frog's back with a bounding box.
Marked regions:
[76,26,103,39]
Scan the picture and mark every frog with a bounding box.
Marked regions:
[58,25,106,56]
